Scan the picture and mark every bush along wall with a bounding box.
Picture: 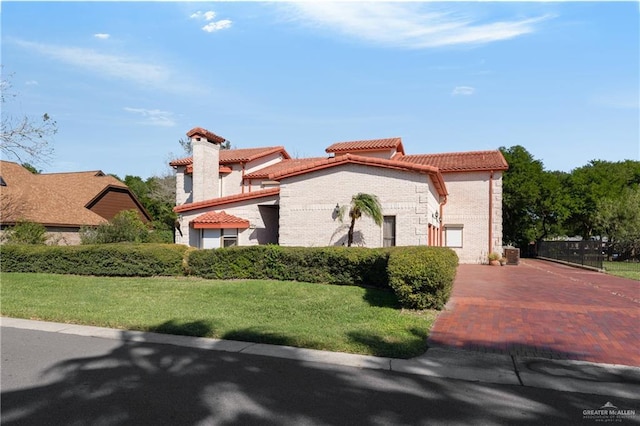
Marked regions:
[0,244,190,277]
[387,246,459,310]
[2,243,458,309]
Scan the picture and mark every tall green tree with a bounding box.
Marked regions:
[565,160,640,239]
[338,193,383,247]
[500,145,572,249]
[595,185,640,260]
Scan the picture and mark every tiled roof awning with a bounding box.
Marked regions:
[400,150,508,172]
[326,138,404,155]
[191,211,250,229]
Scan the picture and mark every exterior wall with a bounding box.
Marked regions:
[89,188,148,222]
[175,194,279,247]
[441,171,503,264]
[45,227,83,245]
[220,165,243,197]
[0,226,83,245]
[192,138,220,202]
[334,149,396,160]
[175,166,193,205]
[278,164,440,248]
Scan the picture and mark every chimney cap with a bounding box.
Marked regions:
[187,127,226,144]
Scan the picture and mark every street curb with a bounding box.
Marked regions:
[2,317,638,398]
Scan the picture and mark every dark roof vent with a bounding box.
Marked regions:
[0,176,6,186]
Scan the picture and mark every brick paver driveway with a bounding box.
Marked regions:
[428,259,639,367]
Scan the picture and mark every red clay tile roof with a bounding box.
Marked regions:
[169,146,290,167]
[186,127,226,144]
[326,138,405,155]
[191,211,250,229]
[399,150,508,172]
[174,187,280,213]
[263,154,447,196]
[244,157,328,179]
[0,160,149,227]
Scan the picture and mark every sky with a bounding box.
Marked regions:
[1,1,638,179]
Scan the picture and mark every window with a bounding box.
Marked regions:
[444,225,463,248]
[222,228,238,247]
[383,216,396,247]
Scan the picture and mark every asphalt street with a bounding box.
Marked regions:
[2,326,638,425]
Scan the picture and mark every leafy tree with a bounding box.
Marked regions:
[595,185,640,260]
[565,160,640,239]
[21,162,41,174]
[2,220,47,244]
[80,210,150,244]
[1,73,57,165]
[338,193,383,247]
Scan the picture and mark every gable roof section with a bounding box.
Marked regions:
[170,146,291,168]
[326,137,405,155]
[186,127,226,144]
[399,150,508,172]
[263,154,447,196]
[0,161,149,227]
[191,211,250,229]
[174,187,280,213]
[244,157,327,179]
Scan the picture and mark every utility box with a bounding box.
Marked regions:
[504,248,520,265]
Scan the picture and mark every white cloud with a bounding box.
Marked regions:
[12,39,173,89]
[25,80,39,86]
[94,33,110,40]
[202,20,232,33]
[280,3,553,49]
[190,10,232,33]
[190,11,217,21]
[452,86,476,96]
[124,107,176,127]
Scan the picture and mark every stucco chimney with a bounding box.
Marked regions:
[188,127,226,202]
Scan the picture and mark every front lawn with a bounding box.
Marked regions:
[1,273,437,358]
[603,261,640,281]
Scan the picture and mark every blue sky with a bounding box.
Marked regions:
[2,1,638,179]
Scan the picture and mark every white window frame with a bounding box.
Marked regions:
[444,225,463,248]
[222,228,238,247]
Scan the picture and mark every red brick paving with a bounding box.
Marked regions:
[427,259,640,367]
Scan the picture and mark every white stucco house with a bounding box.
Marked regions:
[171,127,508,264]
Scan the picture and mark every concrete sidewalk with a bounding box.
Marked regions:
[2,317,638,400]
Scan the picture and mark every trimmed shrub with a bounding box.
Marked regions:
[2,220,47,245]
[187,245,390,288]
[387,246,459,310]
[1,244,190,276]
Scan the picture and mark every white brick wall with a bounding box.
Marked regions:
[278,164,440,247]
[175,194,279,247]
[441,171,503,264]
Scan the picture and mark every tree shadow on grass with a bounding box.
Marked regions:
[348,328,428,359]
[148,319,214,337]
[361,287,400,308]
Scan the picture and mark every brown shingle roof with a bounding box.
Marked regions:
[399,150,508,172]
[169,146,291,167]
[0,161,147,227]
[326,137,405,155]
[191,211,250,229]
[174,187,280,213]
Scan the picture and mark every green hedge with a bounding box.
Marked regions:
[0,244,190,277]
[387,246,459,310]
[2,243,458,309]
[186,245,390,287]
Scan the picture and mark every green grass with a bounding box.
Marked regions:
[603,261,640,281]
[0,273,437,358]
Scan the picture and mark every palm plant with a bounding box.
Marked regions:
[338,193,383,247]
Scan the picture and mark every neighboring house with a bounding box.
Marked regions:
[0,161,151,245]
[171,127,508,263]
